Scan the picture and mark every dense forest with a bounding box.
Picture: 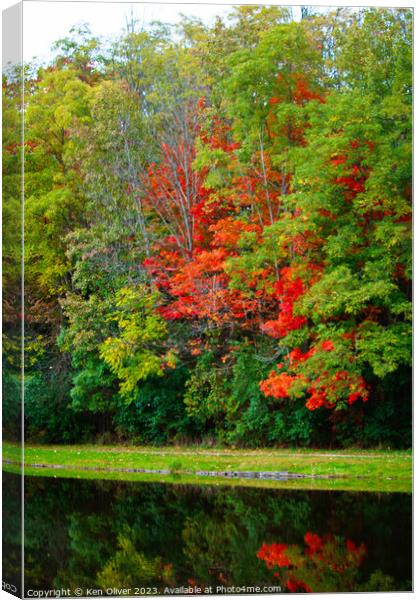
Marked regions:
[3,6,412,447]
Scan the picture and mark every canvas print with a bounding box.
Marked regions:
[2,1,412,597]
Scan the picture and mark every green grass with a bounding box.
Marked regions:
[3,442,412,493]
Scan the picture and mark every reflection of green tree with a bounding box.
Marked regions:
[97,534,161,589]
[24,479,77,591]
[182,514,268,587]
[358,570,397,592]
[54,513,116,591]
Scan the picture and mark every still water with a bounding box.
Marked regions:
[3,472,412,595]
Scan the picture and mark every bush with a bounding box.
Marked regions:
[24,369,95,443]
[113,367,200,444]
[2,369,22,441]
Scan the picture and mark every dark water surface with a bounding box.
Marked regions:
[3,472,412,595]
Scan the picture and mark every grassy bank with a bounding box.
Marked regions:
[3,442,412,493]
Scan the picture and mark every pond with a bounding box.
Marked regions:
[3,472,412,595]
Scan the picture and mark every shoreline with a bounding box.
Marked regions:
[2,442,412,493]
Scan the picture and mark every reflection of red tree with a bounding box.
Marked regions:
[285,578,312,593]
[257,543,291,569]
[257,532,367,593]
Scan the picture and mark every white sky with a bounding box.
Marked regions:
[23,1,237,63]
[21,0,414,65]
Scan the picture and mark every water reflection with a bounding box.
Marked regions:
[257,533,367,592]
[2,472,412,594]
